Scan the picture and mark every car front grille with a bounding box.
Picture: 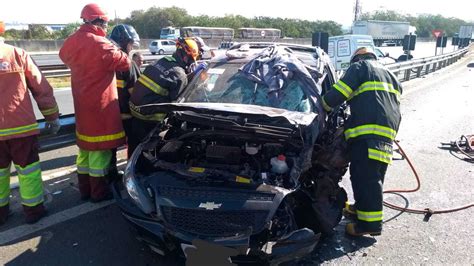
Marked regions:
[162,206,269,237]
[157,186,275,201]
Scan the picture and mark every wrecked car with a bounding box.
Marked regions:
[112,43,349,265]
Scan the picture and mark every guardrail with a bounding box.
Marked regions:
[40,59,156,78]
[386,45,471,82]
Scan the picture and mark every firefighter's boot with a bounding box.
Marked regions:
[345,223,382,237]
[89,176,112,203]
[23,203,47,224]
[343,202,357,220]
[77,173,91,200]
[0,204,10,225]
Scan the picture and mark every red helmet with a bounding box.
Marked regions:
[80,3,109,22]
[0,21,5,35]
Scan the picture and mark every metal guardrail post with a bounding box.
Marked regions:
[404,69,411,81]
[416,66,423,78]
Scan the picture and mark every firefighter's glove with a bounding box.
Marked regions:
[193,62,208,74]
[45,118,61,135]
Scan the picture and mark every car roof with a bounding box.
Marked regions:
[211,42,328,67]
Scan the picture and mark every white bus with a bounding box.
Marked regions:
[181,26,234,39]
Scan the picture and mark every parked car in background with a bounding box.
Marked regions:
[374,47,397,65]
[149,39,176,55]
[113,43,349,265]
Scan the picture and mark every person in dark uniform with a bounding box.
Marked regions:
[128,38,199,155]
[109,24,141,159]
[322,47,402,237]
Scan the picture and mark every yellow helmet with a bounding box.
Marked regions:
[350,46,377,63]
[176,37,199,61]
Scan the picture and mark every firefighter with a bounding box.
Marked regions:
[0,24,60,224]
[59,3,131,202]
[321,47,402,237]
[128,37,199,154]
[109,24,141,159]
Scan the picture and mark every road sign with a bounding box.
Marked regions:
[260,30,265,37]
[432,29,443,38]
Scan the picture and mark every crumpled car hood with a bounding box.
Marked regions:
[135,102,318,126]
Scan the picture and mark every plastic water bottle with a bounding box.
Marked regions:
[271,155,289,174]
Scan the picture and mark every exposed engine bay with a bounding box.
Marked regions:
[137,108,349,238]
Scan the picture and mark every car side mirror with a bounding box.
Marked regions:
[385,52,390,57]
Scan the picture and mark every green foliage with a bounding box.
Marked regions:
[123,6,343,38]
[360,10,469,37]
[53,23,81,39]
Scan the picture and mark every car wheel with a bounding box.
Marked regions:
[151,52,156,55]
[158,49,164,55]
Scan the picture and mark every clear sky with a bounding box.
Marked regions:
[1,0,472,26]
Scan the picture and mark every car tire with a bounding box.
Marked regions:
[151,52,156,55]
[158,49,164,55]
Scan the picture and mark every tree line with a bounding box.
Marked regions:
[360,10,470,37]
[2,7,471,40]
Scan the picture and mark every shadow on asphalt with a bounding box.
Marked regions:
[40,155,77,172]
[297,219,377,265]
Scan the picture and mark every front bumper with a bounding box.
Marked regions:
[112,180,320,264]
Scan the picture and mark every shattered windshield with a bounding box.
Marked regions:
[181,63,313,113]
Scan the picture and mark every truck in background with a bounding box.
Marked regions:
[160,26,180,39]
[352,20,416,46]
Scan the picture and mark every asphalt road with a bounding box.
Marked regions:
[2,50,473,265]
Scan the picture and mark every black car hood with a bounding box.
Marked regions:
[134,102,318,126]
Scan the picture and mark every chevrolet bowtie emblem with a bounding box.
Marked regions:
[198,202,222,210]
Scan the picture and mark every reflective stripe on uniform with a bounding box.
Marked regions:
[344,124,397,141]
[15,162,41,176]
[77,166,89,174]
[16,161,44,207]
[76,149,112,177]
[0,166,10,178]
[22,193,44,206]
[321,96,332,112]
[0,165,11,207]
[89,167,109,177]
[130,107,166,122]
[76,130,125,143]
[351,81,400,100]
[368,148,392,164]
[40,104,59,116]
[138,75,169,96]
[0,123,39,137]
[357,210,383,222]
[333,80,353,99]
[116,79,126,89]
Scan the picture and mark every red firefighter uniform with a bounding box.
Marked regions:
[59,23,130,201]
[0,42,59,224]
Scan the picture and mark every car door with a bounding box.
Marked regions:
[166,40,176,54]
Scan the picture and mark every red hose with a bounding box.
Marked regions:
[383,140,474,216]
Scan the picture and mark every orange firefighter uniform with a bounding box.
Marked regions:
[0,42,59,224]
[59,23,131,201]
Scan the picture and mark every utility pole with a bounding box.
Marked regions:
[354,0,362,22]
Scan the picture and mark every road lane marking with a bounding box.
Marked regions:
[0,199,114,245]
